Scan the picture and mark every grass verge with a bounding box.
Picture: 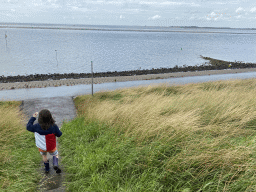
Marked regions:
[0,101,43,191]
[3,77,256,191]
[62,78,256,191]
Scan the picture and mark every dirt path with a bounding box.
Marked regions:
[19,96,78,191]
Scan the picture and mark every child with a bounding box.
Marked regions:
[26,109,62,174]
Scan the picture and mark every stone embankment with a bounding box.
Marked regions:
[1,56,256,84]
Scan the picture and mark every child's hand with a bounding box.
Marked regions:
[33,112,38,118]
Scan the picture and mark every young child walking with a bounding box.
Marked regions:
[26,109,62,173]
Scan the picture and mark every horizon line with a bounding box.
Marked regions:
[0,22,255,30]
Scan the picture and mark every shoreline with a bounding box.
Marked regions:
[1,56,256,84]
[1,26,256,34]
[1,56,256,91]
[1,68,256,91]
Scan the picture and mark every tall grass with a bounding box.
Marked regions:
[3,77,256,191]
[65,78,256,191]
[0,101,43,191]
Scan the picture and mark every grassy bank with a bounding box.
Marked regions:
[2,77,256,191]
[61,78,256,191]
[0,101,43,191]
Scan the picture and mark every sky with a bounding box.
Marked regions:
[0,0,256,28]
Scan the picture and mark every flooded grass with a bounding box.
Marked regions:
[2,77,256,191]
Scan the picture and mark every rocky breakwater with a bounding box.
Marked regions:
[1,56,256,84]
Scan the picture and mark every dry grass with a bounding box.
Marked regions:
[3,77,256,190]
[0,100,41,190]
[0,101,27,162]
[73,78,256,190]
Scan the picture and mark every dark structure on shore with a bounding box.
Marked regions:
[1,56,256,83]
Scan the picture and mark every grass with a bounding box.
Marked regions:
[0,101,43,191]
[3,77,256,191]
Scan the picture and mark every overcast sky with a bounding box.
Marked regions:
[0,0,255,28]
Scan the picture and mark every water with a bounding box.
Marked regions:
[0,24,256,77]
[1,71,256,101]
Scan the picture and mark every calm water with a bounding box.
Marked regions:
[0,24,256,77]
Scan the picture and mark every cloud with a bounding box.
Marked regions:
[124,8,140,13]
[160,1,183,5]
[158,1,200,6]
[236,7,244,12]
[211,2,227,4]
[148,15,161,20]
[86,0,124,5]
[71,6,79,9]
[190,2,200,7]
[0,0,256,28]
[139,1,157,5]
[209,12,216,16]
[189,15,195,20]
[70,6,92,12]
[250,7,256,13]
[206,12,225,21]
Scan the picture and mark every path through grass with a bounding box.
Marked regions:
[2,78,256,191]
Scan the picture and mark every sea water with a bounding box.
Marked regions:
[0,24,256,77]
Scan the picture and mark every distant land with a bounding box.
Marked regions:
[0,23,255,31]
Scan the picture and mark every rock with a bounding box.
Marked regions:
[1,57,256,84]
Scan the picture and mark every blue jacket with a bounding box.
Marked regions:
[27,117,62,151]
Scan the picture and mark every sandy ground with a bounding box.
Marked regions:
[1,68,256,91]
